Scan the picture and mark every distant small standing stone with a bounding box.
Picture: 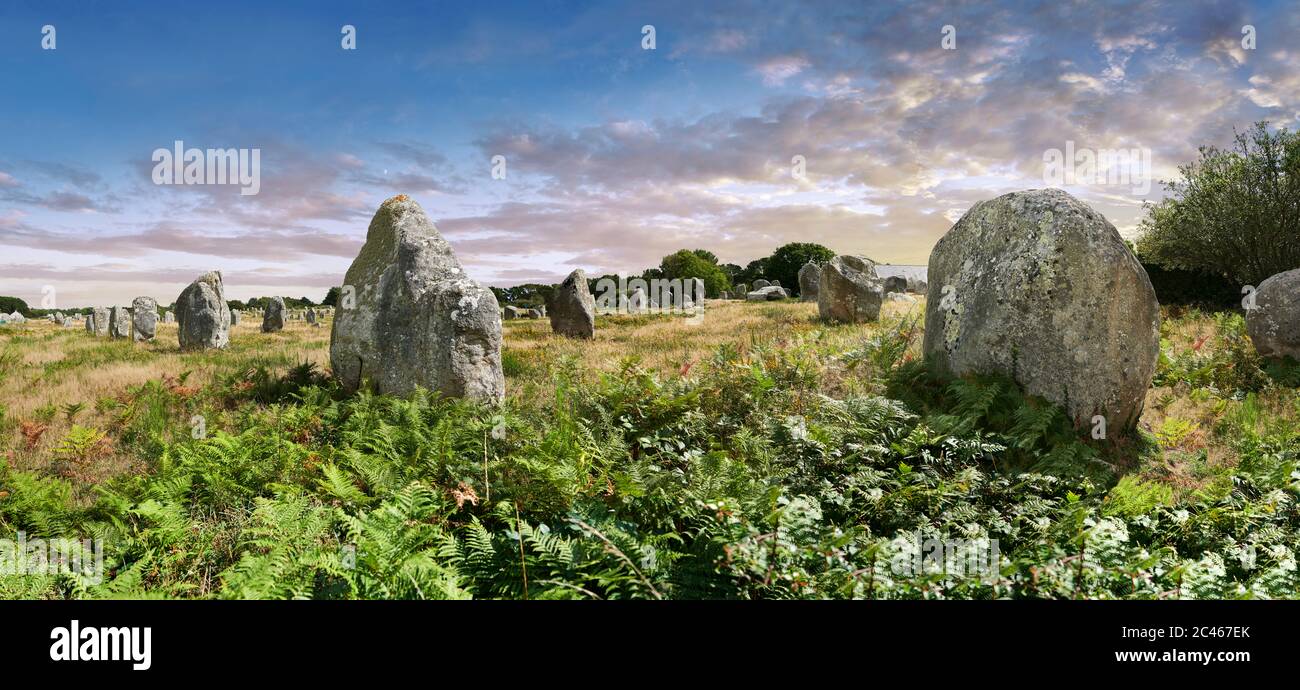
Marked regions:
[263,297,286,333]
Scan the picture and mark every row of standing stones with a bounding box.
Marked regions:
[75,190,1300,439]
[80,292,332,343]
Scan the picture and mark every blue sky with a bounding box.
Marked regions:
[2,0,1298,306]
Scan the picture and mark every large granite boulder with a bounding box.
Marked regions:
[1246,268,1300,360]
[798,262,821,301]
[108,305,132,339]
[330,195,504,402]
[176,271,232,351]
[131,297,157,342]
[550,269,596,339]
[753,279,770,290]
[818,255,884,323]
[882,276,908,294]
[263,297,285,333]
[923,189,1159,430]
[747,285,789,301]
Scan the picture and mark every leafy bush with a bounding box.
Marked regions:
[1137,122,1300,286]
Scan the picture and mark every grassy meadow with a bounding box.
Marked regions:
[1,298,1298,599]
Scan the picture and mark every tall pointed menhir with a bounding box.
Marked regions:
[330,195,505,402]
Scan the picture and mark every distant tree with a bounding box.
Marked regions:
[322,287,341,307]
[737,258,769,286]
[720,263,743,283]
[658,249,731,296]
[0,296,31,316]
[1137,122,1300,286]
[765,243,836,295]
[692,249,719,264]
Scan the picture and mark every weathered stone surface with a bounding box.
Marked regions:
[550,269,596,339]
[131,297,158,341]
[503,306,522,320]
[231,310,242,326]
[923,189,1159,430]
[1246,268,1300,360]
[906,277,928,294]
[753,279,770,290]
[734,283,748,295]
[306,309,317,324]
[798,262,821,301]
[818,256,883,323]
[885,292,918,304]
[882,276,908,294]
[176,271,232,351]
[527,308,543,319]
[84,315,94,333]
[92,307,110,336]
[263,297,285,333]
[330,195,504,402]
[163,310,175,324]
[109,305,132,339]
[747,285,789,301]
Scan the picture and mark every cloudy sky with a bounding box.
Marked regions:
[1,0,1298,307]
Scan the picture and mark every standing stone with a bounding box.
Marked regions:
[1246,268,1300,360]
[753,279,770,290]
[306,309,317,324]
[735,283,748,295]
[263,297,286,332]
[818,256,884,323]
[906,277,928,294]
[108,306,132,339]
[882,276,908,294]
[92,307,110,336]
[84,315,94,333]
[131,297,158,342]
[527,308,543,319]
[164,310,175,324]
[231,310,242,326]
[503,306,522,320]
[798,262,821,302]
[330,195,504,402]
[923,189,1159,430]
[550,269,596,339]
[176,271,232,351]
